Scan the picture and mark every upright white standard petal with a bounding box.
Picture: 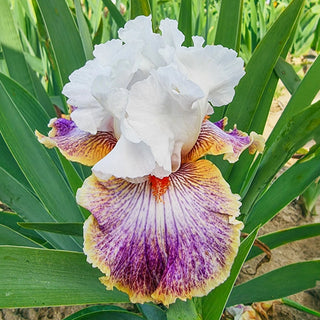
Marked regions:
[159,18,184,48]
[175,45,245,106]
[124,65,204,177]
[62,15,246,179]
[62,60,111,134]
[118,15,165,70]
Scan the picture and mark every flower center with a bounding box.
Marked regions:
[149,175,170,202]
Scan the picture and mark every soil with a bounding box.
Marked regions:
[236,199,320,320]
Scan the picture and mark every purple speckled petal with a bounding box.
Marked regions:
[79,160,243,305]
[183,119,264,163]
[36,116,116,166]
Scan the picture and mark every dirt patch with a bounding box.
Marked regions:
[237,198,320,320]
[0,306,85,320]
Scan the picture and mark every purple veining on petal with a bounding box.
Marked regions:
[80,159,243,305]
[183,119,258,163]
[213,117,227,130]
[53,117,77,136]
[36,117,116,166]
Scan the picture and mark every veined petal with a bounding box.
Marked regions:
[80,160,243,305]
[36,117,116,166]
[183,119,264,163]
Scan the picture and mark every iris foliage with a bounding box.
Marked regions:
[0,0,319,319]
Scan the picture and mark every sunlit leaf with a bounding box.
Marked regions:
[167,299,200,320]
[131,0,151,19]
[227,260,320,306]
[244,145,320,230]
[202,227,259,320]
[247,223,320,260]
[0,73,83,250]
[35,0,86,86]
[102,0,126,28]
[214,0,243,52]
[242,100,320,214]
[0,246,129,308]
[178,0,192,47]
[0,0,54,116]
[74,0,94,60]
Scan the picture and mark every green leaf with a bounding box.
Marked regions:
[0,225,42,248]
[56,151,90,219]
[0,134,31,191]
[0,246,129,308]
[300,179,320,215]
[56,151,84,195]
[64,306,144,320]
[247,223,320,261]
[0,0,54,117]
[131,0,151,19]
[213,0,304,185]
[224,0,305,130]
[267,53,320,148]
[274,56,301,94]
[0,73,62,171]
[214,0,243,52]
[244,145,320,231]
[74,0,94,60]
[242,101,320,214]
[137,303,167,320]
[0,168,79,250]
[0,73,83,250]
[102,0,126,28]
[233,35,318,196]
[202,227,259,320]
[167,299,200,320]
[19,222,83,236]
[0,0,37,94]
[227,260,320,306]
[0,211,48,246]
[178,0,192,47]
[35,0,87,86]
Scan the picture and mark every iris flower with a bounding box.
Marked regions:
[36,16,264,306]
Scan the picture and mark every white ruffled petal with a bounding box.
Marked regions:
[70,108,113,135]
[159,18,184,48]
[91,76,128,120]
[62,60,107,110]
[92,136,156,180]
[92,39,123,66]
[118,15,165,70]
[62,59,113,134]
[192,36,205,47]
[176,45,245,106]
[124,65,204,175]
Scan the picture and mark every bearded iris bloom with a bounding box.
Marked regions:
[36,16,264,305]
